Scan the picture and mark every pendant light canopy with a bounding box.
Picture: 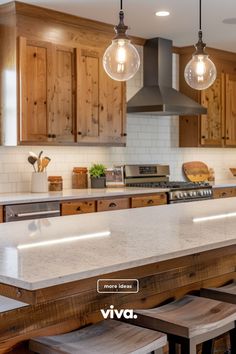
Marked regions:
[103,0,140,81]
[184,0,216,90]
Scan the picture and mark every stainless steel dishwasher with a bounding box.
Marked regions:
[5,202,60,222]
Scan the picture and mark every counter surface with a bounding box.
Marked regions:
[0,188,169,205]
[1,197,236,290]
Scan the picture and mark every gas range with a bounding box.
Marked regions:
[124,164,213,204]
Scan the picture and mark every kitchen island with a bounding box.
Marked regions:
[0,198,236,352]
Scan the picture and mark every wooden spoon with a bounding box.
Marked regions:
[41,157,51,172]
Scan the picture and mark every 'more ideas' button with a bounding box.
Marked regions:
[97,279,139,293]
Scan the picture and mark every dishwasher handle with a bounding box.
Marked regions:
[16,210,60,218]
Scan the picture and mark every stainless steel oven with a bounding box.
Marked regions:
[5,202,60,222]
[124,164,213,203]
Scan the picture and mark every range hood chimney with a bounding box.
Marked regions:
[127,38,207,116]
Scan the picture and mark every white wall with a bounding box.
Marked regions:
[0,48,235,193]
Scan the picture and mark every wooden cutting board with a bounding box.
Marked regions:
[182,161,210,182]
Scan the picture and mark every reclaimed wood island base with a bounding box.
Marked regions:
[1,245,236,353]
[1,198,236,352]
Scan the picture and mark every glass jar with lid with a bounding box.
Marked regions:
[48,176,63,192]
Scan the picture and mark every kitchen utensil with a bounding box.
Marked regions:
[41,157,51,172]
[28,156,37,172]
[37,158,42,172]
[29,151,38,159]
[182,161,210,182]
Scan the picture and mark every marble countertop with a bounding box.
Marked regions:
[0,187,169,205]
[212,180,236,188]
[0,181,235,205]
[1,197,236,290]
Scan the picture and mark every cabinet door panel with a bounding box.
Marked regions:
[49,46,76,142]
[19,37,50,142]
[76,46,126,145]
[99,61,126,144]
[76,47,99,142]
[200,76,224,147]
[225,73,236,146]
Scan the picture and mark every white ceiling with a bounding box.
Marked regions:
[1,0,236,52]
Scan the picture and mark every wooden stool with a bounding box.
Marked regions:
[201,281,236,353]
[29,319,167,354]
[201,281,236,304]
[129,295,236,354]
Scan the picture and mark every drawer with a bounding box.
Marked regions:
[97,198,130,212]
[131,193,167,208]
[61,200,96,216]
[213,187,236,199]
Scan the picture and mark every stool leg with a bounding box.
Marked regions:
[168,340,176,354]
[202,339,214,354]
[230,327,236,354]
[180,339,196,354]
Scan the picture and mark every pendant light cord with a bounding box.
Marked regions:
[120,0,123,11]
[199,0,201,30]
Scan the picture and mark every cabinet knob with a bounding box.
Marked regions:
[122,133,127,137]
[48,134,52,138]
[201,136,205,139]
[78,132,82,135]
[226,137,230,140]
[222,136,225,139]
[52,134,56,139]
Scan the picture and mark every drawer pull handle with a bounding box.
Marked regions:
[109,203,117,208]
[147,199,154,204]
[76,206,81,211]
[222,192,227,197]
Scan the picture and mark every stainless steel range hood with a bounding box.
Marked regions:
[127,38,207,116]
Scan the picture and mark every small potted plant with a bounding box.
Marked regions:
[89,163,106,189]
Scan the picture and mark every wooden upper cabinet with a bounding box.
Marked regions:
[19,38,126,146]
[19,37,76,144]
[225,73,236,146]
[49,45,76,143]
[76,47,100,142]
[200,75,224,147]
[76,46,126,145]
[19,37,50,142]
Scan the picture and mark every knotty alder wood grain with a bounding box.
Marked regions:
[131,193,167,208]
[200,74,224,147]
[0,246,236,352]
[225,73,236,146]
[179,47,236,148]
[76,46,126,145]
[19,37,76,143]
[0,2,128,146]
[213,187,236,199]
[61,200,96,216]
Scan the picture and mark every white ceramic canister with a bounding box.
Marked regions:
[31,172,48,193]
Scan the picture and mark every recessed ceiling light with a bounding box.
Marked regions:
[155,11,170,17]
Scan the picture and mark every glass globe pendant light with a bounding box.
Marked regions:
[103,0,140,81]
[184,0,217,90]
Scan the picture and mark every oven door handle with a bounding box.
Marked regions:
[15,210,60,218]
